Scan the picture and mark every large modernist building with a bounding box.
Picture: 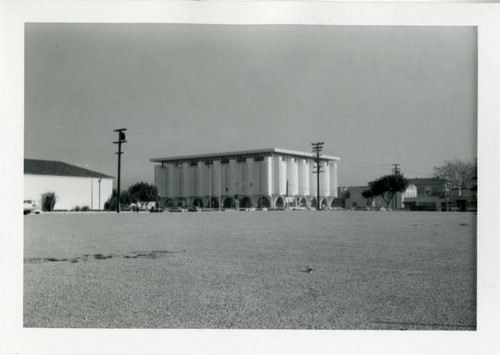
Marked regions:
[151,148,340,209]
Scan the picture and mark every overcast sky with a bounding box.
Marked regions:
[24,24,477,189]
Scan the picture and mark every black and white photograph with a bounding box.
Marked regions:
[2,1,500,354]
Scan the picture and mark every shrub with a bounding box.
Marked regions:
[41,192,57,212]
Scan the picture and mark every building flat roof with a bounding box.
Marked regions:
[150,148,340,163]
[24,159,114,179]
[407,177,449,185]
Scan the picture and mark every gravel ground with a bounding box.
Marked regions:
[23,211,476,329]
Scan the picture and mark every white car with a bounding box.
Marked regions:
[23,200,41,215]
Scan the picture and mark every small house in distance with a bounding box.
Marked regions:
[24,159,114,211]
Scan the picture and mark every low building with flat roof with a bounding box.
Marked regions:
[150,148,340,209]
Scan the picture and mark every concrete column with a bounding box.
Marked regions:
[276,156,286,196]
[323,161,330,197]
[214,160,221,197]
[246,157,254,196]
[330,162,338,198]
[167,163,177,197]
[309,159,316,198]
[197,161,205,197]
[291,158,299,196]
[182,162,189,198]
[301,159,310,196]
[265,157,273,196]
[229,159,237,195]
[154,165,168,198]
[286,157,292,196]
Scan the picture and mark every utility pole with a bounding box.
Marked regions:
[392,163,401,175]
[312,142,324,211]
[391,163,401,210]
[113,128,127,213]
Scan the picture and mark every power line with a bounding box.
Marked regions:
[339,155,393,167]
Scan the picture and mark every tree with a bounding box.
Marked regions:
[104,189,132,211]
[127,182,159,209]
[433,159,477,193]
[369,174,409,210]
[41,192,57,211]
[361,189,375,207]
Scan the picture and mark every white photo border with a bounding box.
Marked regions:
[1,1,499,354]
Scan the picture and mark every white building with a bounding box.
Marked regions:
[151,148,340,209]
[24,159,114,211]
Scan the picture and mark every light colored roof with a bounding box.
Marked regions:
[150,148,340,163]
[24,159,113,179]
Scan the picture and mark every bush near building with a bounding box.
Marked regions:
[41,192,57,212]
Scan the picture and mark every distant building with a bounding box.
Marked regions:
[449,187,477,212]
[150,148,340,209]
[402,178,449,211]
[339,177,477,212]
[340,186,396,210]
[24,159,114,211]
[341,177,451,211]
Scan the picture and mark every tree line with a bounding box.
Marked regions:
[361,159,477,209]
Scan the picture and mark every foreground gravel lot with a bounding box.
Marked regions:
[24,211,476,329]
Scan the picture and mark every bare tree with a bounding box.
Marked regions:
[434,159,477,194]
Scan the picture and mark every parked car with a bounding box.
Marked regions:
[23,200,41,215]
[168,207,185,212]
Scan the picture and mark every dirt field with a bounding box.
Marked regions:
[23,210,476,329]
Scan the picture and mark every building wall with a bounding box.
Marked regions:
[401,179,448,210]
[343,186,395,210]
[24,174,113,211]
[154,153,338,208]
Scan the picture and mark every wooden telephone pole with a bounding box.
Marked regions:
[391,163,401,210]
[312,142,324,210]
[113,128,127,213]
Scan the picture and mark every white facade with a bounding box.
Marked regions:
[151,148,340,209]
[24,174,113,211]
